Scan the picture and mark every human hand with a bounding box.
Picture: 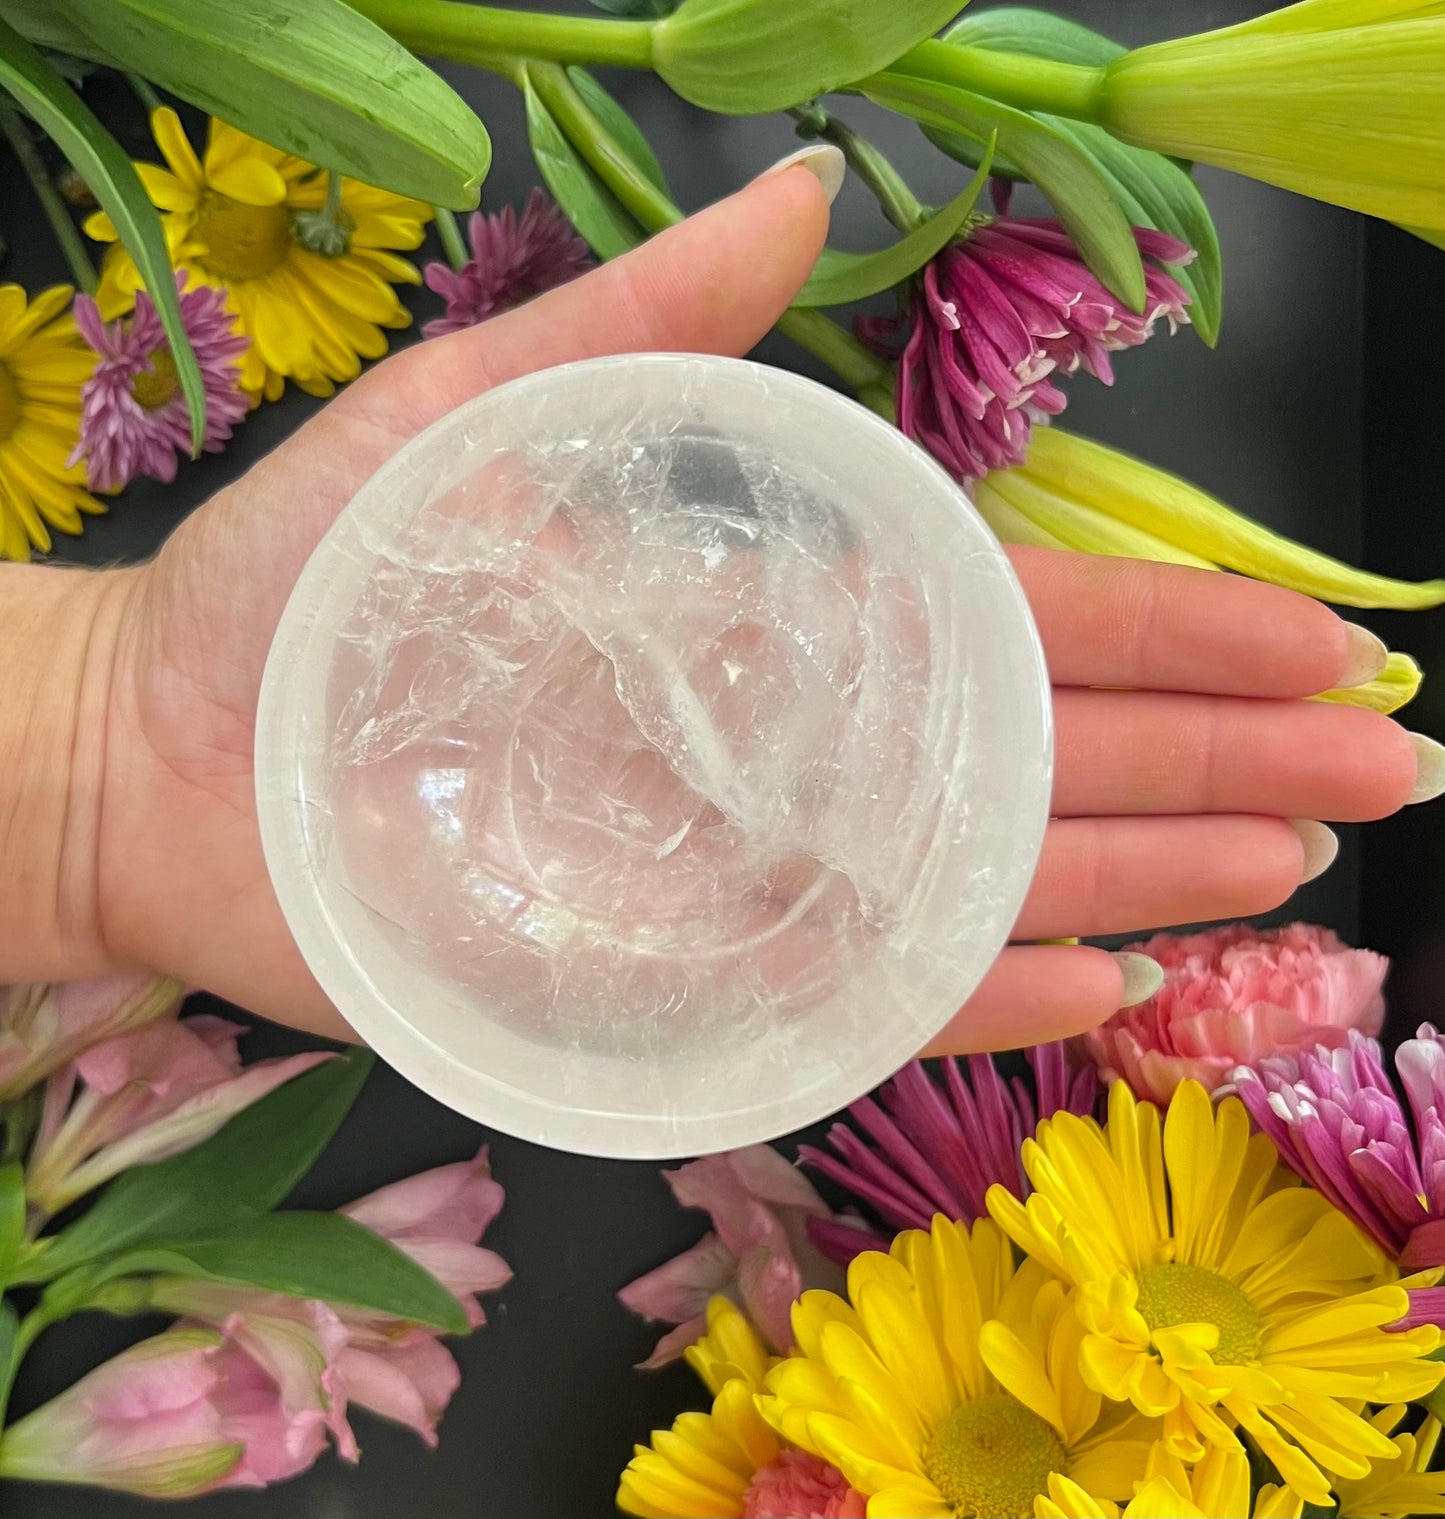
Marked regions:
[7,161,1435,1050]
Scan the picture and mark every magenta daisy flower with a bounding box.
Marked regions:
[859,217,1193,481]
[71,272,249,493]
[798,1042,1099,1265]
[423,190,593,337]
[1235,1026,1445,1271]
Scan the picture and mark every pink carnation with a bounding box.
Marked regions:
[745,1449,867,1519]
[1085,922,1387,1105]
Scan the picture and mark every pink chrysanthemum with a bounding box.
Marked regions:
[798,1043,1098,1265]
[423,190,592,336]
[70,272,249,493]
[859,216,1193,481]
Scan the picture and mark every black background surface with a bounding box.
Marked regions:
[2,2,1442,1514]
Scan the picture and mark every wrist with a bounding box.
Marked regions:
[0,562,142,982]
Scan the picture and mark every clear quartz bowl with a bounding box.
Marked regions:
[255,354,1052,1158]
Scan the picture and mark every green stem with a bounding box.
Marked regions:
[857,377,897,422]
[789,107,924,232]
[347,0,654,70]
[887,39,1105,122]
[125,73,163,115]
[776,309,887,392]
[322,168,342,220]
[0,104,96,293]
[514,67,884,395]
[0,1302,55,1428]
[434,206,469,271]
[526,61,679,234]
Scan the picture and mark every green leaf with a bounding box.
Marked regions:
[158,1214,468,1332]
[34,0,490,209]
[654,0,964,114]
[943,7,1124,67]
[0,1162,23,1287]
[1042,116,1222,345]
[524,68,646,261]
[927,9,1222,344]
[0,1299,19,1419]
[866,72,1146,311]
[0,17,207,451]
[588,0,678,15]
[567,67,668,196]
[21,1051,373,1282]
[793,140,995,308]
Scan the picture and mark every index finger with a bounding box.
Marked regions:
[1011,545,1381,699]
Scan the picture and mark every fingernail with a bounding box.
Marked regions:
[1111,951,1164,1007]
[1409,732,1445,804]
[1338,622,1389,688]
[1288,819,1339,883]
[761,144,846,204]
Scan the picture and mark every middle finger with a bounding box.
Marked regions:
[1051,689,1419,820]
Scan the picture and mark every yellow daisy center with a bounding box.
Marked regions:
[194,189,291,280]
[1136,1262,1263,1364]
[924,1393,1067,1516]
[130,347,179,411]
[0,360,21,443]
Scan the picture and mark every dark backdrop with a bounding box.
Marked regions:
[2,1,1441,1514]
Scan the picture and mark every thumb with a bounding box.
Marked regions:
[335,157,837,447]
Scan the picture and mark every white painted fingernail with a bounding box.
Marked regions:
[1289,819,1339,883]
[1409,733,1445,804]
[1338,622,1389,688]
[761,144,846,204]
[1111,952,1164,1007]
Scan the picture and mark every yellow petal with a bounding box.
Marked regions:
[135,162,195,213]
[208,157,288,207]
[1314,650,1423,714]
[1023,427,1445,608]
[151,106,204,191]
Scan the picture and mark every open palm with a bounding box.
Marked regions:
[80,168,1420,1046]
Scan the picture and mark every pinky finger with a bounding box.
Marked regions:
[920,944,1161,1056]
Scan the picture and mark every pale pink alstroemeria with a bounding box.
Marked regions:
[152,1148,510,1452]
[0,975,181,1101]
[0,1329,322,1496]
[618,1145,845,1367]
[27,1015,333,1214]
[341,1146,511,1329]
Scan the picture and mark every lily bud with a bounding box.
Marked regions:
[989,426,1445,610]
[1097,0,1445,229]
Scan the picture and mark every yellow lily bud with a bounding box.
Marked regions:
[1097,1,1445,229]
[1315,650,1424,713]
[1002,427,1445,610]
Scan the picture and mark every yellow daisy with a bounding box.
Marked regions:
[618,1297,866,1518]
[1330,1405,1445,1518]
[85,108,430,402]
[1037,1444,1302,1518]
[0,283,104,562]
[755,1216,1157,1518]
[987,1079,1445,1507]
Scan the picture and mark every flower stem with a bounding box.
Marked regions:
[434,206,469,271]
[776,310,888,392]
[789,106,924,232]
[346,0,654,70]
[125,73,163,115]
[525,61,679,234]
[886,39,1105,122]
[0,1301,56,1428]
[512,67,886,395]
[0,104,96,294]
